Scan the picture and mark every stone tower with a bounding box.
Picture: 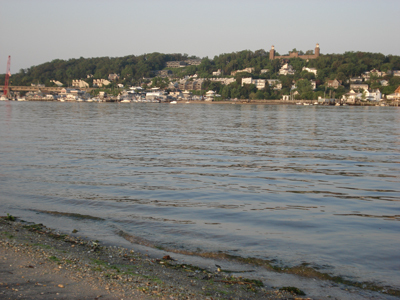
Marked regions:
[315,43,320,57]
[269,45,275,60]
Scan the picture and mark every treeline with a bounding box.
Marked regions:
[2,50,400,100]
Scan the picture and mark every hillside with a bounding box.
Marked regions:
[1,50,400,100]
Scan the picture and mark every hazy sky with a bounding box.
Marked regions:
[1,0,399,74]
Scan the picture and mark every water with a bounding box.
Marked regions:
[1,101,399,288]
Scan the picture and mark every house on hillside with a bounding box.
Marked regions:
[279,63,295,75]
[93,79,111,87]
[108,73,120,81]
[212,69,222,76]
[380,80,389,86]
[350,77,363,83]
[231,68,255,76]
[241,77,266,90]
[267,79,282,90]
[350,83,369,91]
[72,80,89,88]
[326,79,342,89]
[166,61,188,68]
[50,80,63,87]
[302,67,317,76]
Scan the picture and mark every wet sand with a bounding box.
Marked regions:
[0,217,397,300]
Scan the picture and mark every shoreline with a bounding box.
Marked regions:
[3,99,399,106]
[1,217,398,300]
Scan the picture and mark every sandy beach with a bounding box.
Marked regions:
[1,216,398,300]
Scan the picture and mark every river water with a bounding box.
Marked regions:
[1,101,399,288]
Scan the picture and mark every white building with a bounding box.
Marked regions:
[231,68,255,76]
[50,80,63,87]
[212,69,222,76]
[342,90,362,104]
[302,67,317,76]
[241,77,266,90]
[72,80,89,88]
[279,63,295,75]
[93,79,111,87]
[364,89,382,101]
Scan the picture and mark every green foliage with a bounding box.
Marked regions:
[6,213,15,221]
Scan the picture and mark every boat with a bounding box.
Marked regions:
[170,101,177,104]
[314,102,318,105]
[303,103,310,106]
[335,103,340,106]
[0,95,8,101]
[120,99,131,103]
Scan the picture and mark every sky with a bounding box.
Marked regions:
[1,0,400,74]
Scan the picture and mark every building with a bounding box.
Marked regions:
[260,69,269,74]
[108,73,120,81]
[50,80,63,87]
[364,89,381,101]
[380,80,389,86]
[327,79,342,89]
[178,79,204,91]
[93,79,111,87]
[310,80,317,90]
[302,67,317,76]
[386,86,400,100]
[342,90,362,104]
[279,63,295,76]
[212,69,222,76]
[72,80,89,88]
[270,44,320,60]
[362,69,385,79]
[350,77,364,83]
[208,78,236,85]
[166,61,188,68]
[231,68,255,76]
[185,59,202,66]
[350,83,369,91]
[241,77,266,90]
[267,79,282,90]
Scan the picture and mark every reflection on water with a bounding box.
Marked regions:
[1,102,400,288]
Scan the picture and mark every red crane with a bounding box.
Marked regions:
[3,55,11,97]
